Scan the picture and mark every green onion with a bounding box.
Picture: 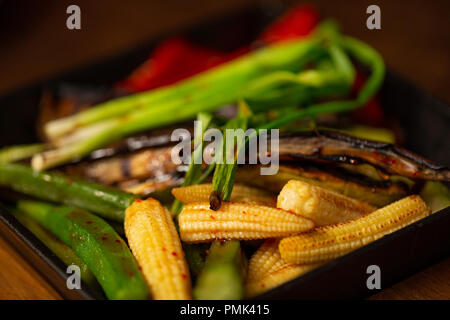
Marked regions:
[0,144,46,164]
[171,112,212,215]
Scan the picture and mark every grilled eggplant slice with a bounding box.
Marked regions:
[270,131,450,181]
[64,146,177,185]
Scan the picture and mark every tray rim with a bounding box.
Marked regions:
[0,3,449,300]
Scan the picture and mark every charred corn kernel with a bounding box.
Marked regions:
[247,239,285,281]
[277,180,375,226]
[178,202,314,243]
[279,195,430,265]
[245,264,319,297]
[172,184,276,207]
[125,198,191,299]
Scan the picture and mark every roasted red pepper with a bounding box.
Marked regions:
[258,4,319,44]
[351,70,385,126]
[117,5,319,93]
[117,38,238,92]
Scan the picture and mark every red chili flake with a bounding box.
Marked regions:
[162,247,167,252]
[210,215,216,220]
[135,198,142,203]
[205,250,210,255]
[242,211,247,214]
[85,220,93,225]
[261,284,266,288]
[138,266,142,271]
[181,274,188,279]
[412,171,419,178]
[115,239,121,244]
[171,251,178,257]
[101,236,108,241]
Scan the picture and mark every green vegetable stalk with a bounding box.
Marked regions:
[0,144,46,164]
[9,207,100,292]
[36,37,323,170]
[193,240,247,300]
[45,37,321,141]
[183,243,209,279]
[211,116,248,209]
[259,34,385,130]
[17,200,149,300]
[171,112,212,216]
[420,182,450,213]
[0,163,139,222]
[170,113,214,279]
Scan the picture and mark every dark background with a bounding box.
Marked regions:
[0,0,449,103]
[0,0,448,300]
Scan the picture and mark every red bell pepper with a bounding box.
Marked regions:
[117,5,319,93]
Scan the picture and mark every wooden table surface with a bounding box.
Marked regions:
[0,0,449,300]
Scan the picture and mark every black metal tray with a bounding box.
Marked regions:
[0,3,449,300]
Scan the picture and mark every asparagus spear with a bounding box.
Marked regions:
[0,163,139,222]
[9,207,100,292]
[17,200,149,300]
[194,240,247,300]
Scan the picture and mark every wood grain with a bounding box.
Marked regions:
[0,236,61,300]
[0,0,449,300]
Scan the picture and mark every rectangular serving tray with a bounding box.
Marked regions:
[0,3,449,300]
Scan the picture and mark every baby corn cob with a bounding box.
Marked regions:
[245,264,319,297]
[279,195,430,265]
[277,180,375,226]
[125,198,192,299]
[247,239,285,281]
[246,239,320,296]
[178,202,314,243]
[172,183,276,207]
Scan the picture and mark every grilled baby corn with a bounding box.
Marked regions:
[279,195,430,265]
[125,198,192,299]
[172,183,276,207]
[246,263,319,297]
[245,239,320,296]
[178,202,314,243]
[247,239,285,281]
[277,180,375,226]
